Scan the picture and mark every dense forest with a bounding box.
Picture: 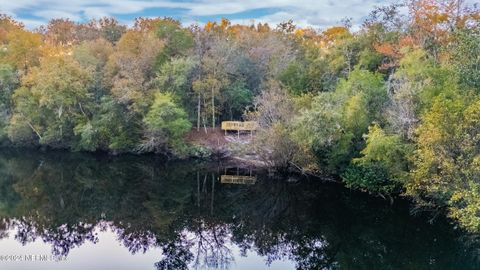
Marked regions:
[0,0,479,232]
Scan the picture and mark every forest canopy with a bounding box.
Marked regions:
[0,1,480,232]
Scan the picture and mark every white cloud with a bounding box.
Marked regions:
[33,10,82,21]
[16,18,46,29]
[2,0,479,30]
[82,7,111,19]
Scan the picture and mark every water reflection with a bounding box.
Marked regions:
[220,167,256,185]
[0,149,478,269]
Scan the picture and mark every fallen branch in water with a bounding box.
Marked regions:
[288,161,339,183]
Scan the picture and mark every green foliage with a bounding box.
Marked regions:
[142,93,192,154]
[156,57,197,95]
[336,68,386,122]
[451,28,480,91]
[342,124,411,194]
[0,64,18,141]
[144,93,191,139]
[155,57,198,119]
[355,124,411,181]
[357,48,383,71]
[408,94,480,232]
[0,64,18,107]
[74,97,141,152]
[9,56,93,148]
[279,60,309,95]
[295,68,386,172]
[0,9,479,233]
[400,49,459,109]
[155,19,194,66]
[342,163,396,194]
[186,144,212,159]
[223,80,253,120]
[343,93,370,137]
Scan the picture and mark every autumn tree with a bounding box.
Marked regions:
[386,49,458,140]
[8,56,93,147]
[3,28,42,72]
[408,0,479,60]
[73,38,114,100]
[40,19,77,46]
[407,93,480,232]
[0,64,18,140]
[97,17,126,43]
[105,28,163,112]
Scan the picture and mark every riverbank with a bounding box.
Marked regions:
[185,127,268,167]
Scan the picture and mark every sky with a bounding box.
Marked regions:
[1,0,479,30]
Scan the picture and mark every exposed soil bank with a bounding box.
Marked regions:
[185,127,266,168]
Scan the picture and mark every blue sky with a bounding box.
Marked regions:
[1,0,479,30]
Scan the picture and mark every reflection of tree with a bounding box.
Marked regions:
[114,227,157,254]
[12,218,39,245]
[0,219,9,240]
[0,149,478,269]
[155,239,193,270]
[0,218,98,258]
[42,222,98,257]
[189,222,233,270]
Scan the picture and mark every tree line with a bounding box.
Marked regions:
[0,1,480,231]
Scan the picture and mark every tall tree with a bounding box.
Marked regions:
[9,56,93,147]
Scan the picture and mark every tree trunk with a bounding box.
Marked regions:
[197,93,201,131]
[203,95,208,134]
[26,121,42,140]
[202,115,208,134]
[212,87,215,128]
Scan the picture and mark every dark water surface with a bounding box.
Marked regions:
[0,149,478,270]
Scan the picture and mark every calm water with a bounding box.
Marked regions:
[0,149,478,270]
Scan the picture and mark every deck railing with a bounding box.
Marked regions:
[220,175,257,185]
[221,121,258,131]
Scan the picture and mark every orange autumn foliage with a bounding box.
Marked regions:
[374,36,418,70]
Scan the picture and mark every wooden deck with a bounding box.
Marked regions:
[220,175,257,185]
[221,121,258,136]
[221,121,258,131]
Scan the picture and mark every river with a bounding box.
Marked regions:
[0,149,478,269]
